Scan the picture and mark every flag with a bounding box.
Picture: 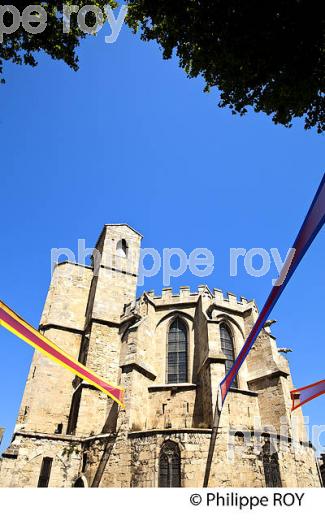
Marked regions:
[0,300,125,407]
[220,174,325,404]
[291,379,325,411]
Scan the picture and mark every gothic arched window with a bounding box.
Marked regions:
[167,318,188,384]
[159,441,181,487]
[220,324,237,388]
[116,239,128,258]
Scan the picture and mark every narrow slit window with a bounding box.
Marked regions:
[37,457,53,488]
[67,388,82,435]
[55,423,63,434]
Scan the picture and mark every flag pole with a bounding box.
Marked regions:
[202,174,324,487]
[203,387,222,487]
[203,399,221,487]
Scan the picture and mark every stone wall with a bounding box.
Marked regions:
[0,433,81,487]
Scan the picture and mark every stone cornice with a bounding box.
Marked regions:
[39,323,84,335]
[99,264,138,278]
[128,427,212,438]
[148,383,197,392]
[9,430,117,445]
[120,358,157,381]
[198,353,227,374]
[229,387,259,398]
[91,317,120,328]
[247,369,290,385]
[228,428,315,450]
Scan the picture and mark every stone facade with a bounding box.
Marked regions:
[0,224,321,488]
[319,454,325,487]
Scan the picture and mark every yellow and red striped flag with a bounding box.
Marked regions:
[0,300,125,408]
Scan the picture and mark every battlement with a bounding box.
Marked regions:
[121,285,255,318]
[213,288,256,309]
[146,285,253,308]
[149,286,200,302]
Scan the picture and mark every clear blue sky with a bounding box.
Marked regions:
[0,22,324,454]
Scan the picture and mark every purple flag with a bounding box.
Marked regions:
[220,174,325,405]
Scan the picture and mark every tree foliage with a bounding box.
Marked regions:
[1,1,324,132]
[0,1,116,83]
[126,1,325,132]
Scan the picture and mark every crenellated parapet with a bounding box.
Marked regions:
[212,288,257,314]
[121,285,256,320]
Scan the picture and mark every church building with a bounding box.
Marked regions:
[0,225,321,487]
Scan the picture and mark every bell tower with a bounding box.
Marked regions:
[87,224,142,324]
[68,224,142,436]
